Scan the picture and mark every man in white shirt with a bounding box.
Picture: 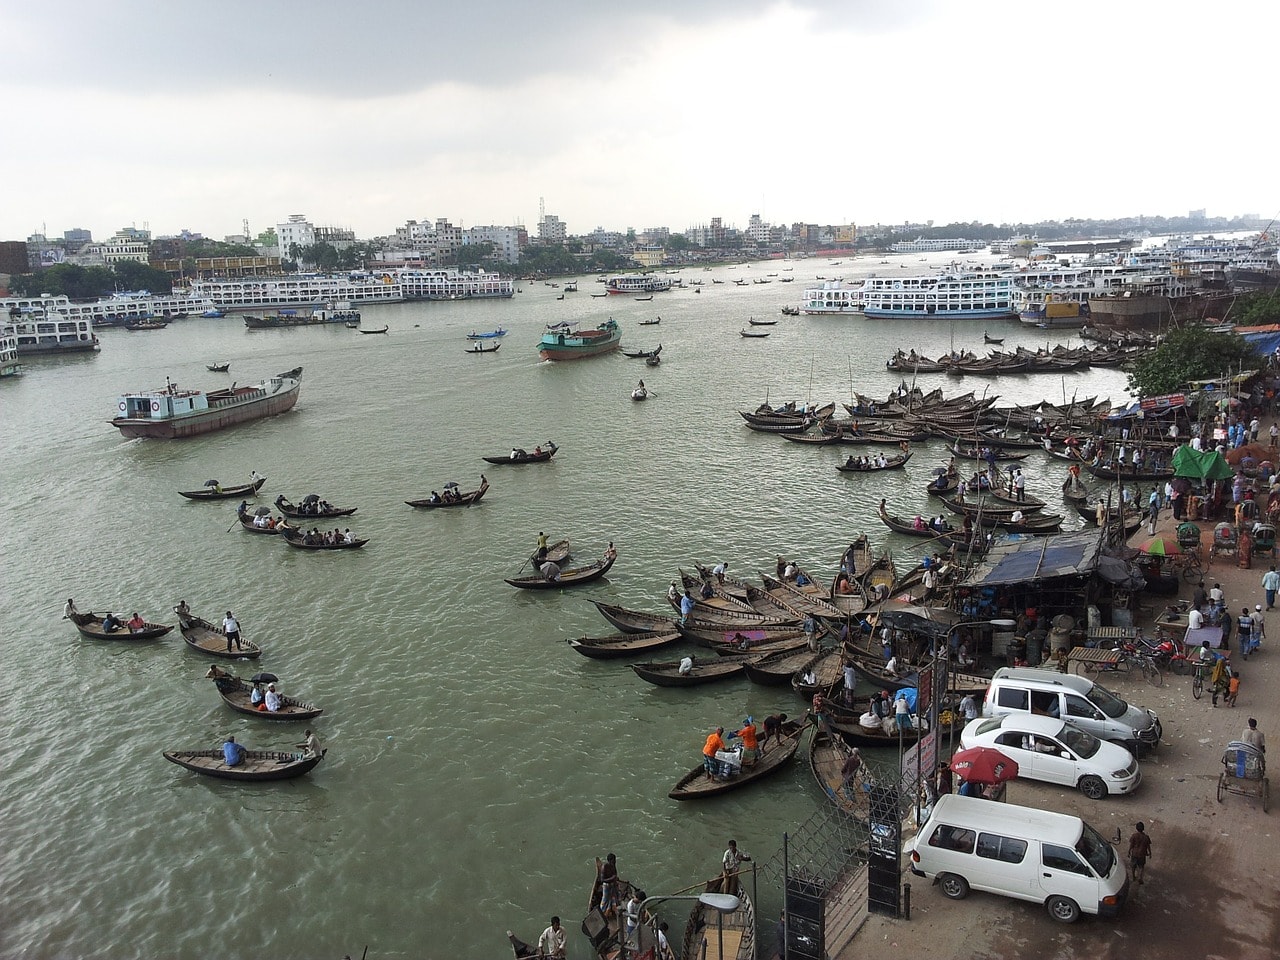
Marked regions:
[959,694,978,721]
[537,917,567,959]
[1210,583,1224,605]
[222,611,241,652]
[678,656,694,676]
[1188,606,1205,630]
[711,561,728,583]
[264,683,283,712]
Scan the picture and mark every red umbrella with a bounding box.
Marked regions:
[1139,537,1181,557]
[950,746,1019,785]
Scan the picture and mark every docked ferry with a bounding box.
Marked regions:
[111,367,303,439]
[395,269,514,301]
[538,318,621,360]
[2,300,100,354]
[605,274,672,295]
[860,273,1016,320]
[244,306,360,329]
[801,281,864,315]
[190,275,405,310]
[0,331,22,377]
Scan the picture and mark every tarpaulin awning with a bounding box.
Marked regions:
[1238,326,1280,354]
[1172,444,1234,481]
[959,528,1106,588]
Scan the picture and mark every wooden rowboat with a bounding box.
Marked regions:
[237,511,293,535]
[68,611,172,641]
[205,666,322,720]
[680,882,756,960]
[405,477,489,508]
[206,362,230,372]
[275,494,358,519]
[179,475,265,501]
[742,646,824,686]
[791,649,843,699]
[358,324,389,334]
[835,453,912,473]
[630,654,755,687]
[177,611,263,659]
[505,553,615,589]
[567,631,682,659]
[482,442,558,465]
[282,529,369,549]
[809,729,871,817]
[162,748,325,781]
[466,341,501,354]
[589,600,675,634]
[667,719,808,800]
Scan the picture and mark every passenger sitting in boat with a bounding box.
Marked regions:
[127,612,145,633]
[539,561,561,582]
[836,575,854,595]
[101,612,121,633]
[253,513,267,528]
[222,736,245,767]
[250,682,265,707]
[877,455,887,468]
[885,655,905,678]
[913,515,926,531]
[678,655,694,676]
[795,570,811,586]
[264,684,283,712]
[733,633,752,651]
[534,445,543,455]
[343,528,354,544]
[845,455,857,469]
[783,562,798,581]
[700,580,714,600]
[429,491,441,504]
[1010,509,1025,524]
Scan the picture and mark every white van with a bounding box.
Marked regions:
[983,668,1162,755]
[907,794,1128,923]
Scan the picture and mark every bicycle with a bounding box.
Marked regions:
[1191,661,1208,699]
[1180,545,1206,582]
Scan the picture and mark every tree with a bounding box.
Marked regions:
[1233,292,1280,327]
[666,234,692,252]
[1126,327,1258,398]
[456,242,494,267]
[112,259,173,294]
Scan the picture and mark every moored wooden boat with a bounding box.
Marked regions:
[792,649,843,699]
[505,553,616,589]
[680,882,756,960]
[178,475,265,501]
[567,631,682,660]
[177,611,263,659]
[630,654,755,687]
[835,452,912,473]
[590,600,675,634]
[739,328,770,338]
[668,719,808,799]
[275,494,358,518]
[205,665,322,719]
[742,646,822,686]
[405,477,489,508]
[68,611,172,641]
[206,362,230,372]
[809,728,871,817]
[482,442,558,465]
[162,747,325,781]
[358,324,389,334]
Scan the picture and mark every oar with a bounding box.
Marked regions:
[227,513,242,533]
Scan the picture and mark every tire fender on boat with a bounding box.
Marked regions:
[151,400,159,411]
[119,401,126,411]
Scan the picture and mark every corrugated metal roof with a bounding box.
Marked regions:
[959,528,1105,587]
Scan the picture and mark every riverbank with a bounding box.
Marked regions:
[843,507,1279,960]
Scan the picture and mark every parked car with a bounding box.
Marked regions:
[959,714,1141,799]
[982,667,1162,755]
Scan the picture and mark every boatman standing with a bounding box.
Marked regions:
[223,610,242,652]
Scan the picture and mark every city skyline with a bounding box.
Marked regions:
[4,0,1276,241]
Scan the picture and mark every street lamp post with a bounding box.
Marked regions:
[629,892,740,960]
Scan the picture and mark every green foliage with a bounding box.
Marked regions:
[666,234,692,252]
[7,262,171,298]
[1126,327,1259,398]
[1233,291,1280,326]
[184,238,259,259]
[455,242,494,266]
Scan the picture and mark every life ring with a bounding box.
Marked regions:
[118,401,126,411]
[151,400,159,412]
[893,282,903,290]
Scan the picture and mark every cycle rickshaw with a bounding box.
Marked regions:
[1216,740,1269,812]
[1176,522,1205,581]
[1211,522,1238,562]
[1253,522,1277,559]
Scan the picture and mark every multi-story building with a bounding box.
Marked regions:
[277,215,356,256]
[463,225,522,264]
[101,232,151,264]
[393,218,464,265]
[538,213,566,244]
[632,246,665,268]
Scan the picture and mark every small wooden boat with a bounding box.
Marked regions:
[345,320,361,329]
[748,317,778,326]
[123,318,169,331]
[630,654,755,687]
[631,386,649,401]
[567,631,682,660]
[467,327,507,340]
[792,649,843,699]
[236,509,293,535]
[622,345,661,359]
[809,728,872,817]
[68,611,173,641]
[859,553,898,601]
[530,539,572,566]
[482,442,558,465]
[274,494,358,519]
[742,646,821,686]
[358,325,389,334]
[739,329,770,338]
[505,553,616,589]
[589,600,674,634]
[206,362,230,373]
[644,354,661,367]
[679,882,756,960]
[634,295,653,301]
[177,611,263,659]
[836,453,911,473]
[926,475,960,497]
[163,748,325,781]
[205,666,322,719]
[405,477,489,508]
[638,318,661,326]
[983,332,1005,345]
[281,528,369,549]
[667,719,808,800]
[466,342,501,354]
[179,475,266,501]
[946,442,1032,462]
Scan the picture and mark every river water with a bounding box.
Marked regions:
[0,254,1132,959]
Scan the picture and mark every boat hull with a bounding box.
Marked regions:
[538,337,621,361]
[113,383,299,439]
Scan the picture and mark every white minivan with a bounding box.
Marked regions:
[907,794,1129,923]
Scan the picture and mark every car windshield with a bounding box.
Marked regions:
[974,718,1004,736]
[1085,681,1129,719]
[1058,726,1100,758]
[1077,823,1115,877]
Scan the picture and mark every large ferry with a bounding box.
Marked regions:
[244,306,360,329]
[801,281,864,315]
[860,273,1016,320]
[111,367,303,439]
[889,238,987,254]
[395,269,514,300]
[538,318,621,360]
[190,275,405,310]
[605,274,672,295]
[2,299,100,354]
[0,331,22,377]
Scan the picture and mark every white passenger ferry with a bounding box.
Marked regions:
[800,281,864,315]
[2,298,100,354]
[861,273,1016,320]
[889,238,987,254]
[605,274,672,294]
[0,331,22,377]
[190,275,405,309]
[3,291,217,329]
[394,269,514,300]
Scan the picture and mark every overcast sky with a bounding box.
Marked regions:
[4,0,1276,242]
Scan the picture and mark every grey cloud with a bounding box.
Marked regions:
[4,0,933,98]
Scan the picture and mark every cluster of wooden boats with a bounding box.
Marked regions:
[886,341,1142,376]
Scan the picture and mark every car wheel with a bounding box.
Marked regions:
[938,873,969,900]
[1078,775,1107,800]
[1047,895,1081,923]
